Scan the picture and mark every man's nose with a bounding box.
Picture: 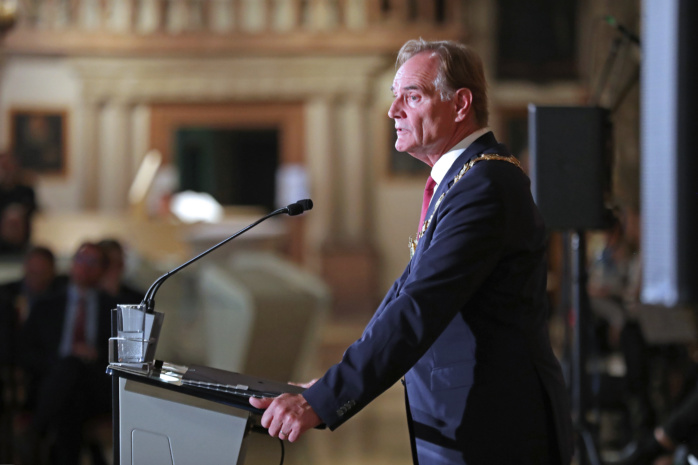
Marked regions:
[388,98,403,119]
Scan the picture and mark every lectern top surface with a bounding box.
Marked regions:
[108,360,306,414]
[182,364,305,398]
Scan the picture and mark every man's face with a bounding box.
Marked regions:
[24,255,54,295]
[71,245,104,289]
[388,52,458,164]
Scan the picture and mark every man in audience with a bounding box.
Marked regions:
[1,246,62,383]
[0,246,63,324]
[618,383,698,464]
[0,151,37,255]
[97,238,143,304]
[17,242,117,465]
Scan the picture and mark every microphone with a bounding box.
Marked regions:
[604,15,640,46]
[141,199,314,313]
[286,199,313,216]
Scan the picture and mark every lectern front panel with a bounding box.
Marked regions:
[118,377,250,464]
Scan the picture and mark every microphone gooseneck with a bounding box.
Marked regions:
[141,199,313,313]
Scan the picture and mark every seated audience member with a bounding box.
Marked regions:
[0,204,31,255]
[0,246,62,373]
[0,246,63,324]
[97,238,143,304]
[17,242,117,465]
[588,207,642,350]
[618,384,698,464]
[587,206,653,442]
[0,151,37,254]
[0,247,61,461]
[0,151,36,212]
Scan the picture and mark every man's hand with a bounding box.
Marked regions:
[249,393,322,442]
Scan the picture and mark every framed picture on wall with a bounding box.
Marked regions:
[9,108,68,175]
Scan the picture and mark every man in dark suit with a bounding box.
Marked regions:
[0,246,64,325]
[0,150,37,255]
[97,238,144,304]
[18,242,117,465]
[0,246,62,434]
[251,39,573,464]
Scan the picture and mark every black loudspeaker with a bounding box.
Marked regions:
[528,105,613,230]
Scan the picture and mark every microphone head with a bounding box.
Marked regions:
[286,199,313,216]
[286,203,304,216]
[297,199,313,212]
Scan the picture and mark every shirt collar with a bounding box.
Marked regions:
[68,283,97,301]
[430,127,491,185]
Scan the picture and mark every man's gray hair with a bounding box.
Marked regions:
[396,39,489,126]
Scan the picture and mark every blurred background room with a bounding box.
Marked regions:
[0,0,696,464]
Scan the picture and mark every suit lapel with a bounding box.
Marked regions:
[411,132,510,261]
[423,132,501,223]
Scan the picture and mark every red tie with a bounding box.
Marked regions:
[419,176,437,231]
[73,295,86,345]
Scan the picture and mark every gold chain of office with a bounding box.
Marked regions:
[408,154,523,258]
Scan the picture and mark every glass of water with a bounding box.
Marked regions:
[112,303,147,364]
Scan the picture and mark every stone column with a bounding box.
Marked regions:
[336,96,368,242]
[81,98,101,209]
[304,96,336,269]
[98,99,132,211]
[318,93,379,319]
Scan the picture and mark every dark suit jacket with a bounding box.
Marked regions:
[0,276,67,365]
[304,132,572,464]
[19,288,116,384]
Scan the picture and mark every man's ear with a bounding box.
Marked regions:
[453,88,473,122]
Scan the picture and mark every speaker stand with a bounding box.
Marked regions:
[569,231,602,465]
